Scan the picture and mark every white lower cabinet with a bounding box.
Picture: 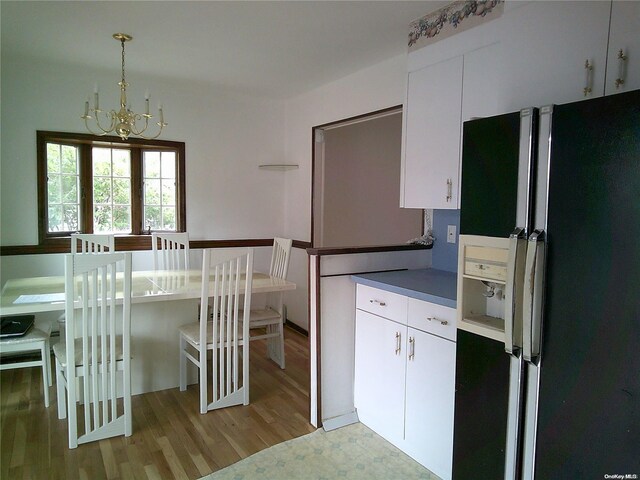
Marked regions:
[354,284,456,480]
[404,327,456,480]
[354,309,406,445]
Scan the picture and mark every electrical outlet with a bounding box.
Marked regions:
[447,225,457,244]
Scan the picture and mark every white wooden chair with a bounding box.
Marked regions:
[71,233,115,254]
[245,237,292,369]
[59,234,116,339]
[152,232,190,270]
[0,318,52,407]
[53,252,132,449]
[178,248,253,414]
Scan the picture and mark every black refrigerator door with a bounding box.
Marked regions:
[532,89,640,478]
[460,111,522,238]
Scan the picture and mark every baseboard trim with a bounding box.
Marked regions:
[322,411,359,431]
[285,320,308,337]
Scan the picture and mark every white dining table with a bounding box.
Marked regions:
[0,269,295,394]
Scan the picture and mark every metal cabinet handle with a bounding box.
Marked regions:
[427,316,448,326]
[369,299,387,307]
[408,336,415,360]
[369,299,386,307]
[584,59,593,97]
[395,332,401,355]
[446,178,453,202]
[615,49,627,89]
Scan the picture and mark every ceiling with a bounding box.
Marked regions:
[1,1,447,99]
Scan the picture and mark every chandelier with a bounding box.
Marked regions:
[81,33,167,140]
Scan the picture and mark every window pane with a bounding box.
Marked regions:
[47,144,61,173]
[162,207,176,230]
[48,177,61,204]
[93,177,111,204]
[112,149,130,177]
[94,205,112,233]
[63,205,79,231]
[144,152,161,178]
[161,152,176,178]
[145,179,161,205]
[112,206,131,233]
[113,178,130,205]
[46,142,80,233]
[61,146,78,174]
[144,206,161,230]
[93,148,112,176]
[61,175,79,204]
[48,205,63,232]
[92,147,131,233]
[162,180,175,206]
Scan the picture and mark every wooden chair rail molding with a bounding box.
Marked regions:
[0,238,312,256]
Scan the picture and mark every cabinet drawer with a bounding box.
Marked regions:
[408,298,456,341]
[356,284,407,324]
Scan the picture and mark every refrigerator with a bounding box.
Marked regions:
[453,89,640,480]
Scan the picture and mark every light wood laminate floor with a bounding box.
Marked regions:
[1,328,315,480]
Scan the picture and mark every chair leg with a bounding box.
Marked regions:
[55,358,66,420]
[124,358,132,437]
[278,321,286,370]
[40,342,50,408]
[199,349,207,414]
[67,369,78,449]
[179,335,187,392]
[45,338,52,386]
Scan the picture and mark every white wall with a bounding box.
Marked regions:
[282,53,409,330]
[1,55,287,245]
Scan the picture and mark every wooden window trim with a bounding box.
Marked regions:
[36,130,186,248]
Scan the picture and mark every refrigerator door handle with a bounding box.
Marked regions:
[505,228,525,354]
[504,353,525,480]
[523,230,546,362]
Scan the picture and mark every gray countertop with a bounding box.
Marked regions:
[351,268,457,308]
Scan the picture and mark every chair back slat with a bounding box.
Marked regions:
[71,234,115,254]
[199,248,253,409]
[152,233,190,270]
[269,238,292,280]
[64,251,131,446]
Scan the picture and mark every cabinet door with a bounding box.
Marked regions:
[498,1,610,109]
[605,1,640,95]
[402,56,463,209]
[354,309,406,445]
[404,328,456,480]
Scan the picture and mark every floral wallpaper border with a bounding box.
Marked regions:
[409,0,504,52]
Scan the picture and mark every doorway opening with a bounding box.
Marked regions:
[312,107,423,248]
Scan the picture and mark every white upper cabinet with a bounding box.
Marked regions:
[605,1,640,95]
[401,1,635,211]
[498,0,611,109]
[401,56,463,210]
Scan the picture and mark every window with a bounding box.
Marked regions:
[37,131,185,244]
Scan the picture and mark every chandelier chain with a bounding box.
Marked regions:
[121,37,126,85]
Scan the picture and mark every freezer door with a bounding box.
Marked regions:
[460,111,521,237]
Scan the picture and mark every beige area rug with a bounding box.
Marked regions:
[200,422,440,480]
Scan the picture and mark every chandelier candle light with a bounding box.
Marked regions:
[82,33,167,140]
